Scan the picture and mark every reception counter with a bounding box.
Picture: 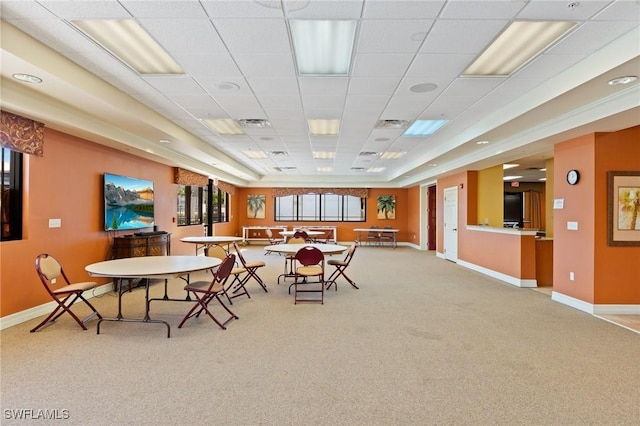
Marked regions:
[458,226,546,288]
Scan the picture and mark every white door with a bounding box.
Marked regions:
[443,186,458,262]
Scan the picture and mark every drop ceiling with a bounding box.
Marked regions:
[1,0,638,188]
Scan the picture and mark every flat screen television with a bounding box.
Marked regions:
[103,173,154,231]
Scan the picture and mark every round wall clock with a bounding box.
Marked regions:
[567,169,580,185]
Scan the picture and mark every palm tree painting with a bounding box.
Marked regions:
[377,195,396,219]
[247,194,266,219]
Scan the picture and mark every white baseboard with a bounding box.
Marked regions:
[0,282,113,331]
[552,291,640,315]
[457,259,537,288]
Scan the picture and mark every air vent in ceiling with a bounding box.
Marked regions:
[238,119,271,128]
[350,167,366,171]
[268,151,288,156]
[359,151,380,157]
[274,166,297,172]
[375,119,410,129]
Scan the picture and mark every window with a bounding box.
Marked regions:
[177,181,228,226]
[1,147,23,241]
[275,194,365,222]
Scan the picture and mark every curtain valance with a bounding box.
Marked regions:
[271,187,369,198]
[215,180,236,195]
[173,167,208,186]
[0,110,44,156]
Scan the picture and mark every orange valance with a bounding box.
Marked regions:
[173,167,208,186]
[215,180,236,195]
[271,187,368,198]
[0,110,44,156]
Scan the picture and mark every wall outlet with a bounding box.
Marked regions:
[569,272,575,281]
[51,278,57,284]
[48,218,61,228]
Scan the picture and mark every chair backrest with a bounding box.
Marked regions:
[206,254,235,292]
[36,254,62,281]
[344,242,358,264]
[293,230,309,241]
[322,229,333,243]
[294,246,324,267]
[206,245,227,261]
[265,228,278,244]
[232,241,248,267]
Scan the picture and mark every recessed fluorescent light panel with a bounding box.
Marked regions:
[203,118,244,135]
[403,120,448,137]
[380,152,406,159]
[72,19,184,75]
[463,21,576,76]
[313,151,335,159]
[308,119,340,135]
[290,20,357,76]
[244,150,268,159]
[367,167,385,173]
[503,175,523,181]
[503,164,519,170]
[316,167,332,172]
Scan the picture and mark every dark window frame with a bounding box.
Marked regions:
[1,148,23,241]
[177,180,229,229]
[274,193,366,222]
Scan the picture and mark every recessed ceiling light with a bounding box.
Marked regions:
[308,119,340,135]
[244,150,268,159]
[463,21,576,76]
[367,167,385,173]
[503,164,519,170]
[403,120,448,136]
[313,151,335,159]
[12,73,42,83]
[409,83,438,93]
[608,76,638,86]
[316,167,332,172]
[380,151,406,159]
[540,168,547,172]
[72,19,184,74]
[290,20,357,76]
[476,140,490,145]
[159,139,172,144]
[503,175,523,181]
[539,178,547,181]
[202,118,244,135]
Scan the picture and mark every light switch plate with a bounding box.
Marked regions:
[49,218,61,228]
[567,221,578,230]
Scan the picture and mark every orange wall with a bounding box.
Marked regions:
[406,185,421,246]
[234,187,409,243]
[554,126,640,304]
[593,127,640,304]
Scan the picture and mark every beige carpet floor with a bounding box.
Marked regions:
[1,246,638,425]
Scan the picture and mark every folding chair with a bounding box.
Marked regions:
[292,246,325,304]
[207,245,250,304]
[264,228,282,255]
[325,242,359,290]
[178,254,238,330]
[233,241,268,292]
[31,253,102,332]
[278,236,305,284]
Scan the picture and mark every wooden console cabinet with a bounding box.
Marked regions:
[112,233,171,259]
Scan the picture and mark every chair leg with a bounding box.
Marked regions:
[30,293,100,332]
[246,268,267,292]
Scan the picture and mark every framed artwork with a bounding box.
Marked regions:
[247,194,266,219]
[377,195,396,219]
[607,171,640,246]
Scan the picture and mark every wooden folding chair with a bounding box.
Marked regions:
[31,254,102,332]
